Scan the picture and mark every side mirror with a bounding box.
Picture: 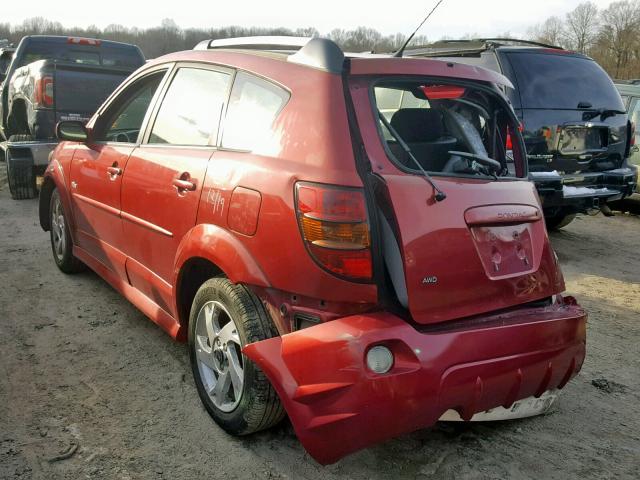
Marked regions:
[56,121,89,142]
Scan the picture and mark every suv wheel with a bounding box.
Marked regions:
[545,213,576,231]
[50,188,85,273]
[189,278,284,435]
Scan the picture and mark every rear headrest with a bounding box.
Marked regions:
[390,108,445,143]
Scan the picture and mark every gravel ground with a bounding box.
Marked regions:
[0,186,639,479]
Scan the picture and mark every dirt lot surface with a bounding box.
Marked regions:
[1,183,639,479]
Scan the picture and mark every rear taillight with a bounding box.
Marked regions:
[34,76,54,108]
[295,182,372,281]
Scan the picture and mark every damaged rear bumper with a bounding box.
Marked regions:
[243,301,586,464]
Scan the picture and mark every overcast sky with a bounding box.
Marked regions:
[3,0,620,39]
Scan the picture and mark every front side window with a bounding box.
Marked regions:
[221,72,290,151]
[149,67,230,146]
[373,81,525,178]
[95,71,165,143]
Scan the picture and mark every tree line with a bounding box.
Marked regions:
[0,18,427,59]
[2,5,640,79]
[529,0,640,79]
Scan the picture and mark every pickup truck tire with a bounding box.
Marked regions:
[545,213,577,231]
[8,134,34,142]
[188,278,285,436]
[6,147,36,200]
[49,188,85,273]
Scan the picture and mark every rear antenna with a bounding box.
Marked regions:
[393,0,445,57]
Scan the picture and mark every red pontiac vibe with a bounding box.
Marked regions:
[39,37,587,464]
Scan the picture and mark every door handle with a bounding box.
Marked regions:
[173,177,196,192]
[107,165,122,179]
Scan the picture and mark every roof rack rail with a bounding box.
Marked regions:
[194,36,312,51]
[477,38,564,50]
[406,37,564,56]
[193,36,345,74]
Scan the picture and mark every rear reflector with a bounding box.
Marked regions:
[295,182,372,281]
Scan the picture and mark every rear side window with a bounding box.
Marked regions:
[506,52,624,110]
[149,67,231,146]
[221,72,290,151]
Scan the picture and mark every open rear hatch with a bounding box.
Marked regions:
[379,176,563,324]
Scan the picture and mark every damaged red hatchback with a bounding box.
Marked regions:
[39,36,586,464]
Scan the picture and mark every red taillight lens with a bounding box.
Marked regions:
[295,182,372,281]
[34,76,54,108]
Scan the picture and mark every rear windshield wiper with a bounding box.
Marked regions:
[582,108,626,121]
[377,111,446,202]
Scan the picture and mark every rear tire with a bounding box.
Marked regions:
[6,147,36,200]
[49,188,85,273]
[8,134,34,142]
[545,213,576,231]
[189,278,284,436]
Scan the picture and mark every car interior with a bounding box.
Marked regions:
[375,82,519,177]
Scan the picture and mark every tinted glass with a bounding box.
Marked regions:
[507,52,624,110]
[221,72,289,151]
[97,72,164,142]
[18,41,143,69]
[149,68,230,146]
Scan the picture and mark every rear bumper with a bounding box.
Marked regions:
[532,167,638,212]
[243,300,587,464]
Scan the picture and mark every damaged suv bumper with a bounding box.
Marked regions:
[531,167,638,211]
[243,299,586,464]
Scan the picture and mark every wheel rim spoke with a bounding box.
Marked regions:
[218,321,239,345]
[211,370,231,402]
[194,300,245,412]
[195,342,216,372]
[227,347,244,395]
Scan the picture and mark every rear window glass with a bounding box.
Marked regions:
[507,52,624,110]
[17,41,143,69]
[221,72,289,151]
[149,67,230,146]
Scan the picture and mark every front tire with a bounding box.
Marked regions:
[49,188,85,273]
[188,278,284,435]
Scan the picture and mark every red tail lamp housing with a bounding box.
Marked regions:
[295,182,372,281]
[34,75,54,108]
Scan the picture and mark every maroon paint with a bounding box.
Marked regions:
[244,297,586,465]
[42,48,588,464]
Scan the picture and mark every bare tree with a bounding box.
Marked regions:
[565,2,599,53]
[528,16,566,47]
[598,0,640,77]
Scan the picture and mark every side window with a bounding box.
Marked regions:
[221,72,290,151]
[149,67,230,146]
[95,71,165,143]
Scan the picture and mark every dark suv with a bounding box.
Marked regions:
[407,39,638,229]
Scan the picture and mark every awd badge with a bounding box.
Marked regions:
[422,276,438,285]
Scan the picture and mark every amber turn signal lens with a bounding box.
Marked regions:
[295,182,372,281]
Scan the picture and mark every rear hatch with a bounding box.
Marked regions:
[501,50,628,174]
[347,63,564,325]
